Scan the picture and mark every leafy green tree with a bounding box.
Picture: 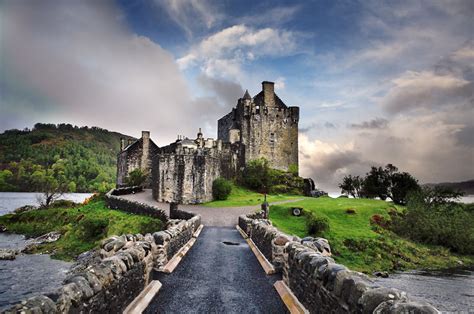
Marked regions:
[390,172,420,205]
[125,169,147,187]
[361,166,390,200]
[212,178,232,200]
[339,175,363,198]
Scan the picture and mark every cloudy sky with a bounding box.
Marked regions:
[1,0,473,190]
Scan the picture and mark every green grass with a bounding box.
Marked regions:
[202,183,301,207]
[269,196,474,273]
[0,195,164,261]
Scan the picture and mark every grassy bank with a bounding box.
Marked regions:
[202,183,301,207]
[0,195,164,261]
[269,196,474,273]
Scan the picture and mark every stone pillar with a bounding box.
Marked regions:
[141,131,150,173]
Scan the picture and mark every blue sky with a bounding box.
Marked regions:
[1,0,473,189]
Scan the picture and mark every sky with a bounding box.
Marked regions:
[1,0,473,190]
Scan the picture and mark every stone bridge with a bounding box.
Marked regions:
[6,189,439,314]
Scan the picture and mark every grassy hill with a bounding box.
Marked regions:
[269,197,474,273]
[0,123,134,192]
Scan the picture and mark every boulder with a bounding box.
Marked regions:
[0,248,18,260]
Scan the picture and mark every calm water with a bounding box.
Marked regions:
[0,192,93,216]
[0,193,92,311]
[375,268,474,312]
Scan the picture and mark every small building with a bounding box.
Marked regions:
[116,131,159,188]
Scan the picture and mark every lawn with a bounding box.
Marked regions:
[0,195,164,260]
[269,196,474,273]
[202,183,302,207]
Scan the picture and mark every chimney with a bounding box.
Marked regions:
[262,81,275,107]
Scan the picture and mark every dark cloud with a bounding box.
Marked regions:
[300,122,337,133]
[197,75,244,108]
[350,118,388,129]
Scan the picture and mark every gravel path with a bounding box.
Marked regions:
[144,227,287,314]
[119,189,302,227]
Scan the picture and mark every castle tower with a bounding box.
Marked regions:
[217,81,299,173]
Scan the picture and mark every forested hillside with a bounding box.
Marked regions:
[0,123,134,192]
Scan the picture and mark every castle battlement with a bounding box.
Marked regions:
[117,81,299,204]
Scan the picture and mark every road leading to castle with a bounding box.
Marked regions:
[120,189,302,227]
[145,227,286,313]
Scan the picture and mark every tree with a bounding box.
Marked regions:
[355,164,420,204]
[125,169,147,187]
[389,172,420,205]
[339,175,363,198]
[31,164,69,207]
[361,166,390,200]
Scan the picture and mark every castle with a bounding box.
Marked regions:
[117,81,299,204]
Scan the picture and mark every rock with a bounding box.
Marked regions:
[373,271,389,278]
[374,300,440,313]
[13,205,37,214]
[0,224,7,233]
[273,235,291,246]
[0,248,18,260]
[359,287,408,314]
[22,231,61,253]
[5,295,57,313]
[153,231,171,245]
[301,237,331,256]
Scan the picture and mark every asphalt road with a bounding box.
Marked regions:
[144,227,287,314]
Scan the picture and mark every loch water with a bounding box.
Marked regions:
[375,268,474,312]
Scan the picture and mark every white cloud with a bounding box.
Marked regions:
[177,24,299,79]
[155,0,221,37]
[275,77,286,90]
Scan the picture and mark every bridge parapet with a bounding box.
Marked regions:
[5,192,201,314]
[238,214,439,314]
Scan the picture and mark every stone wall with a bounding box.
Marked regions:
[6,199,201,314]
[151,151,221,204]
[105,189,168,222]
[239,214,439,314]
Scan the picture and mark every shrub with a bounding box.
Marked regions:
[306,212,330,236]
[125,169,147,187]
[50,199,78,208]
[345,208,356,214]
[391,187,474,254]
[78,217,109,241]
[212,178,232,200]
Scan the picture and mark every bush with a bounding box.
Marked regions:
[345,208,356,214]
[78,217,109,241]
[391,187,474,254]
[50,199,79,208]
[212,178,232,200]
[125,169,147,187]
[306,212,330,236]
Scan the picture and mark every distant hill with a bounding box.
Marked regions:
[425,179,474,195]
[0,123,134,192]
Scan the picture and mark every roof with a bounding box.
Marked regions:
[243,89,251,100]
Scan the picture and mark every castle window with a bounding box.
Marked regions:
[255,105,260,114]
[270,133,275,144]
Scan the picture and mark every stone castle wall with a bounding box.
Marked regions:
[239,214,439,314]
[151,151,221,204]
